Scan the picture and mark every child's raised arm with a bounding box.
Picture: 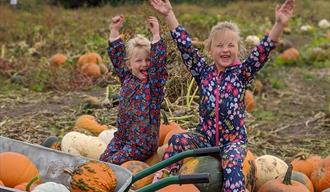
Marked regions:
[109,15,124,42]
[269,0,295,42]
[149,0,179,30]
[147,16,161,43]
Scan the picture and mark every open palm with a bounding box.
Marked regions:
[276,0,295,26]
[149,0,172,16]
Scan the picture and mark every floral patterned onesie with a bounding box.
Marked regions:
[100,38,167,165]
[163,26,275,192]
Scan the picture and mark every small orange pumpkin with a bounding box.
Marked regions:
[281,48,300,61]
[258,164,309,192]
[74,115,108,135]
[50,53,67,67]
[81,63,101,78]
[157,184,200,192]
[121,160,154,190]
[243,150,257,191]
[69,160,117,192]
[245,90,255,113]
[310,156,330,192]
[78,52,102,68]
[292,154,314,178]
[159,111,182,146]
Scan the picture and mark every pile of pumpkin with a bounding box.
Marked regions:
[0,152,117,192]
[50,52,108,78]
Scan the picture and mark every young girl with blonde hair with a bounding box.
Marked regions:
[150,0,295,191]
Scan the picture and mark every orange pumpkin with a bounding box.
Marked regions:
[121,160,154,190]
[253,79,263,94]
[159,111,182,146]
[145,152,161,166]
[245,90,255,113]
[78,52,102,68]
[307,155,322,171]
[163,128,186,146]
[243,150,257,191]
[81,63,101,78]
[74,114,108,135]
[258,164,309,192]
[69,160,117,192]
[0,152,40,188]
[50,53,67,67]
[292,154,314,178]
[310,156,330,192]
[14,182,38,191]
[281,48,300,61]
[157,184,200,192]
[291,171,314,192]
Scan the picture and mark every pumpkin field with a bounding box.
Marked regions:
[0,0,330,191]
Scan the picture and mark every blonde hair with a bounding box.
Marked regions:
[126,34,151,61]
[205,21,246,57]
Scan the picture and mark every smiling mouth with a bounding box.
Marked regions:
[140,70,148,77]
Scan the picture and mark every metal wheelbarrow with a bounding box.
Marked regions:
[0,136,220,192]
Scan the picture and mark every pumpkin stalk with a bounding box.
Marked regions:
[161,110,170,125]
[283,164,293,185]
[63,168,74,176]
[26,175,40,192]
[247,160,257,192]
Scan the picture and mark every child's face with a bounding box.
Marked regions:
[127,48,150,81]
[210,30,239,71]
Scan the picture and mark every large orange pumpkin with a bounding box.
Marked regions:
[50,53,67,67]
[157,184,200,192]
[159,111,182,146]
[69,160,117,192]
[0,152,40,188]
[258,164,309,192]
[74,114,108,135]
[292,154,314,178]
[290,171,314,192]
[307,155,322,171]
[310,156,330,192]
[121,160,154,190]
[245,90,255,113]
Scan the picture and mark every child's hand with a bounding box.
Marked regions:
[110,15,124,32]
[148,16,160,37]
[149,0,172,17]
[275,0,295,26]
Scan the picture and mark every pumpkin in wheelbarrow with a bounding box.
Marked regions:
[121,160,155,190]
[67,160,117,192]
[179,156,222,192]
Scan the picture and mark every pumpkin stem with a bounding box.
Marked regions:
[26,175,40,192]
[161,110,170,125]
[63,168,74,176]
[282,164,293,185]
[294,152,308,160]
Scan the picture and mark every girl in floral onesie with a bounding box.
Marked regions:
[150,0,295,191]
[100,16,167,164]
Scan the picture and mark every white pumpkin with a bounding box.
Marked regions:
[32,182,69,192]
[255,155,288,190]
[318,19,330,29]
[98,129,117,145]
[300,25,313,32]
[245,35,260,46]
[61,131,106,159]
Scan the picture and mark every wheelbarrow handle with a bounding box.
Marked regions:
[178,173,210,184]
[193,146,221,156]
[136,173,209,192]
[132,146,220,184]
